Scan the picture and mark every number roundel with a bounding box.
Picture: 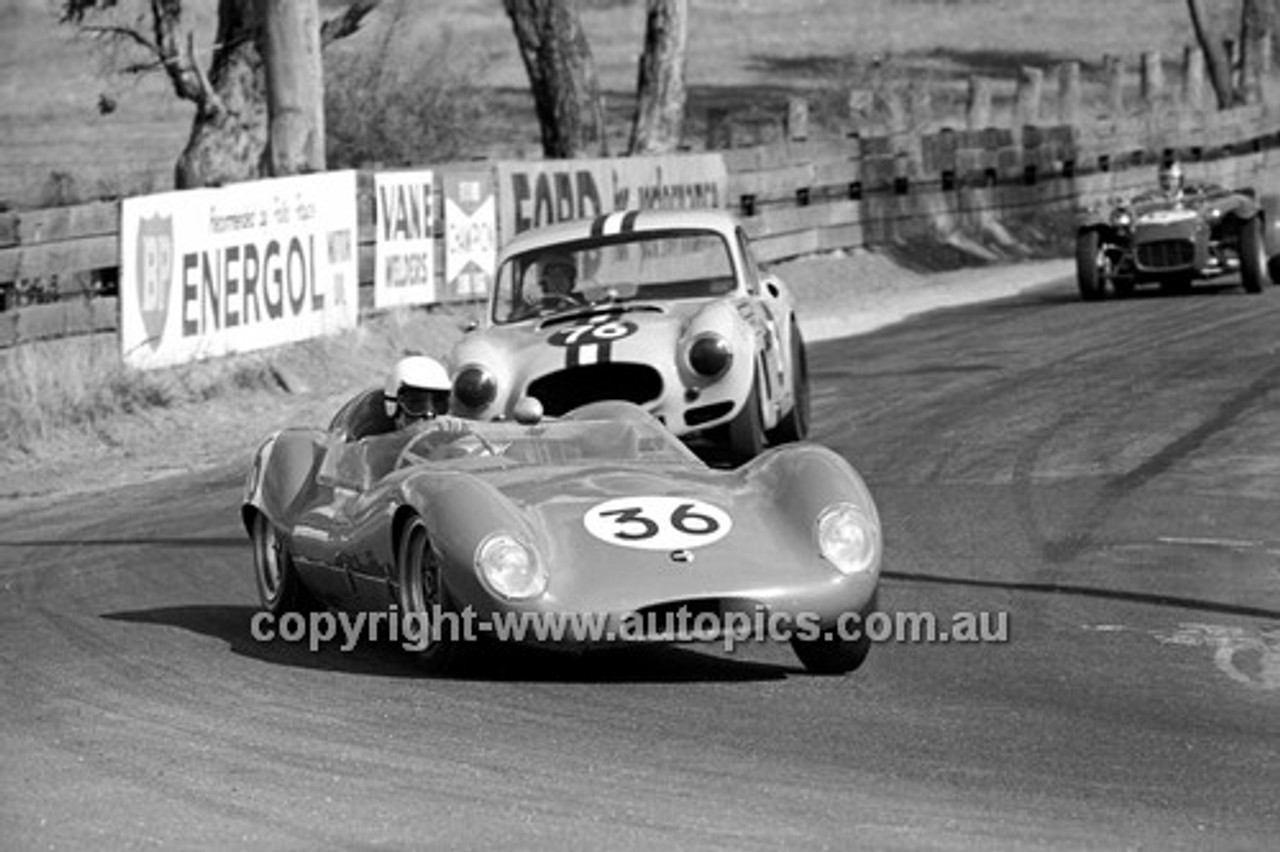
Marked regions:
[583,496,733,551]
[548,319,638,347]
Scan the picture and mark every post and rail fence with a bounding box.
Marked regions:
[5,47,1280,355]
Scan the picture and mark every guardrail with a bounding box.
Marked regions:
[6,49,1280,351]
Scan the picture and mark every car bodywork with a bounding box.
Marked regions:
[1075,182,1279,300]
[449,209,809,461]
[241,397,882,675]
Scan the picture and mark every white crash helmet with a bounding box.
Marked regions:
[384,355,452,419]
[1158,160,1183,193]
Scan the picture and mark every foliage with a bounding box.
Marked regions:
[325,22,487,168]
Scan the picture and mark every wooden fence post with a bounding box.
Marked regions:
[1057,61,1081,125]
[1182,45,1206,112]
[1140,50,1164,106]
[966,76,992,130]
[1015,66,1044,128]
[1105,54,1125,115]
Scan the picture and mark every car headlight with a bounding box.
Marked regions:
[1110,209,1132,228]
[454,365,498,410]
[816,502,880,576]
[475,533,547,600]
[687,334,733,378]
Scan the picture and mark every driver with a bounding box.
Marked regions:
[1157,160,1184,202]
[538,253,583,307]
[383,355,472,450]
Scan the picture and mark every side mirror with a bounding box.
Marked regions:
[513,396,544,425]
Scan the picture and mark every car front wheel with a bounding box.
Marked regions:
[396,516,461,673]
[791,594,877,675]
[767,323,810,444]
[726,374,766,462]
[1240,215,1268,294]
[1076,230,1109,302]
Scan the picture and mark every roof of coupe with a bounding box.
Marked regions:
[500,209,744,258]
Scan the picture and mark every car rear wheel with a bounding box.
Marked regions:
[396,516,461,673]
[767,323,810,444]
[1240,215,1268,294]
[726,373,766,462]
[791,595,877,675]
[251,512,319,615]
[1076,230,1109,302]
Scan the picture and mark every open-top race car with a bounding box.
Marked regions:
[1075,166,1280,300]
[242,395,883,676]
[449,209,809,462]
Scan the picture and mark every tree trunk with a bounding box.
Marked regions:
[1187,0,1238,108]
[262,0,325,176]
[502,0,608,158]
[628,0,688,155]
[1239,0,1279,103]
[174,0,268,188]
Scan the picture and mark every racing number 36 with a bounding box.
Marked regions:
[583,496,733,551]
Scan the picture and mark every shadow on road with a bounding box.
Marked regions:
[101,605,796,684]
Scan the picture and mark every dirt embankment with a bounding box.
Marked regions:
[0,251,1071,509]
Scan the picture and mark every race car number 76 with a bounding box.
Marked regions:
[583,496,733,550]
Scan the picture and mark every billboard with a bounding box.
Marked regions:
[442,170,497,301]
[373,169,435,308]
[120,171,358,370]
[494,153,727,244]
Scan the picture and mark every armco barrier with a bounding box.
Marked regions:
[6,97,1280,353]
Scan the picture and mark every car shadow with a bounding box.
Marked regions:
[101,605,797,683]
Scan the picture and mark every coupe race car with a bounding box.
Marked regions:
[1076,181,1279,300]
[242,394,882,675]
[449,209,809,462]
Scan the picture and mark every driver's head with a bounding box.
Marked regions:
[384,355,451,427]
[1158,160,1184,195]
[539,253,577,296]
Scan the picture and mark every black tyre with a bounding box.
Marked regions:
[791,594,878,676]
[396,516,461,673]
[726,374,766,461]
[1240,215,1268,294]
[250,512,319,615]
[1076,230,1108,302]
[767,323,810,444]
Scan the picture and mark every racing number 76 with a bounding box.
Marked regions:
[599,502,721,541]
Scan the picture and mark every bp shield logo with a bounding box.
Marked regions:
[136,215,174,349]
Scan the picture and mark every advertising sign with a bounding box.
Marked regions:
[442,171,496,301]
[494,153,728,245]
[374,170,435,308]
[120,171,358,370]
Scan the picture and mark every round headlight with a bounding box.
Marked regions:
[1110,209,1132,228]
[475,533,547,600]
[454,365,497,410]
[816,502,881,576]
[688,334,733,378]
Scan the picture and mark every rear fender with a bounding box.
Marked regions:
[242,428,326,532]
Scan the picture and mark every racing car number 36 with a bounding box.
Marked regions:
[583,496,732,550]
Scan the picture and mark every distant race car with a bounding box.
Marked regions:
[449,209,809,462]
[242,396,882,676]
[1076,182,1280,300]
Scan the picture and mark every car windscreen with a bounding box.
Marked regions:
[491,229,736,324]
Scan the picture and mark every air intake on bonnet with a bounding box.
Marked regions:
[528,364,663,416]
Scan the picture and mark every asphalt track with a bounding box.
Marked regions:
[3,274,1279,850]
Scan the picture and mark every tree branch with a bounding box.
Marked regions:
[321,0,381,47]
[78,24,161,56]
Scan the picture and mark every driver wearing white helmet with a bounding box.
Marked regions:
[383,355,473,457]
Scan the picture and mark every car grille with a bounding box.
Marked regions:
[1136,239,1195,271]
[527,363,663,417]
